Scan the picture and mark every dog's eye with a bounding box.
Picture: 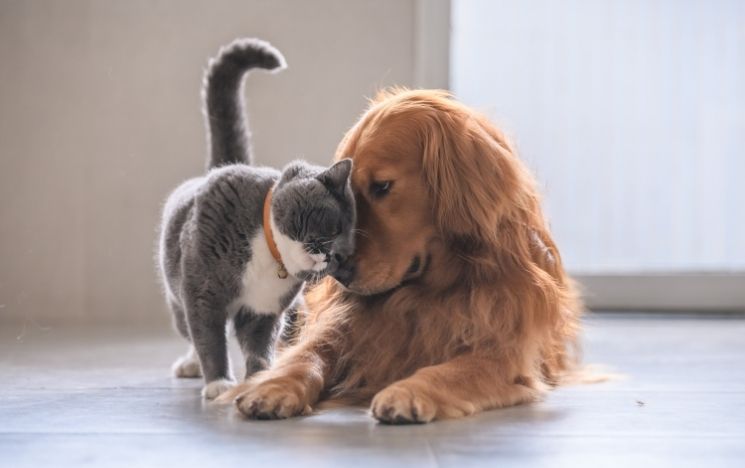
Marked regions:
[370,180,393,199]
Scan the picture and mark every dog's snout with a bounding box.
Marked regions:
[331,255,355,287]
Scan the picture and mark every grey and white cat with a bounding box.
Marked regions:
[157,38,356,399]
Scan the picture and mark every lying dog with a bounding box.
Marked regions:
[224,88,582,423]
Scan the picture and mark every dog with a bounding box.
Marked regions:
[223,88,582,423]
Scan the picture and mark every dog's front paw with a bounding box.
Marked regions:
[202,378,236,400]
[234,379,311,420]
[371,383,437,424]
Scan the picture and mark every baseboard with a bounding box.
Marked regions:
[575,273,745,312]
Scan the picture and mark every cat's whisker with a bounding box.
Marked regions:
[353,228,371,239]
[304,238,334,247]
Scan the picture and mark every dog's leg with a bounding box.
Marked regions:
[370,354,544,424]
[228,342,328,419]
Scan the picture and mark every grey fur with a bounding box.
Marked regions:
[203,38,286,169]
[157,38,355,396]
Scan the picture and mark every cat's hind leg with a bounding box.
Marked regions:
[169,298,203,379]
[172,345,202,378]
[233,309,283,379]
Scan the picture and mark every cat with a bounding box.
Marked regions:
[157,38,356,399]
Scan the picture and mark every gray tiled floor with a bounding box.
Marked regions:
[1,314,744,467]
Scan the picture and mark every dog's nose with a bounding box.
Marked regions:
[331,255,355,287]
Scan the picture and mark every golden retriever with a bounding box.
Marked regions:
[224,88,582,423]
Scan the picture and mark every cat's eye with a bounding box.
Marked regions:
[308,239,326,254]
[370,180,393,199]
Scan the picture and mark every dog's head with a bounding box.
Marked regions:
[332,89,537,295]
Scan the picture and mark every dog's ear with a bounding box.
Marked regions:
[422,112,528,246]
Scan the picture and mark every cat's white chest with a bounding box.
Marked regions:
[236,231,299,315]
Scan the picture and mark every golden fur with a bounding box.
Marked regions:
[223,89,582,423]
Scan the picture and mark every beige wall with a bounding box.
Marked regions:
[0,0,417,325]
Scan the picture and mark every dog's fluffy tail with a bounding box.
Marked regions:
[560,364,620,386]
[202,38,287,169]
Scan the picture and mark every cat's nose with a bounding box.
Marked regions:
[331,255,355,287]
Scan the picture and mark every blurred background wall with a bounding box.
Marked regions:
[0,0,422,325]
[2,0,741,326]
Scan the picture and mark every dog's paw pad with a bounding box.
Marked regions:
[234,383,309,419]
[370,384,436,424]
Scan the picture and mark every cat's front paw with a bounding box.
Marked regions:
[202,378,236,400]
[234,379,311,419]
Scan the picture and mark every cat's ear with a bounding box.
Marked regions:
[318,159,352,195]
[279,161,308,185]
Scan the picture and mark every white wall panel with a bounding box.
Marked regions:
[452,0,745,273]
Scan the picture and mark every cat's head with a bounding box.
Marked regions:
[270,159,356,281]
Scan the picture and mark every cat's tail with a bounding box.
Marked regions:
[202,38,287,169]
